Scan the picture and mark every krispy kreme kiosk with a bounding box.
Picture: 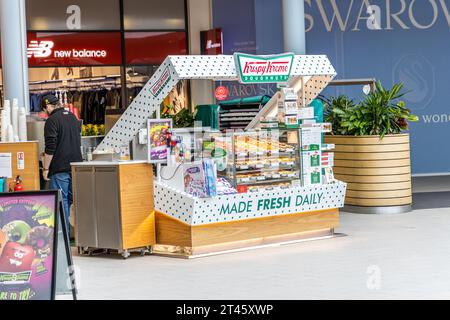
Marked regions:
[95,54,347,258]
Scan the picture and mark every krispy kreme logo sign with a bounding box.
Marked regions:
[234,53,295,84]
[150,67,171,97]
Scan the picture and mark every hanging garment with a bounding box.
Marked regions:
[31,87,123,124]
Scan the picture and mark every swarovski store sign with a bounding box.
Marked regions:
[305,0,450,175]
[212,0,450,175]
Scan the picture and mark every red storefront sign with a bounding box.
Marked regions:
[125,32,187,65]
[26,32,122,67]
[0,31,185,67]
[215,86,228,101]
[200,28,223,55]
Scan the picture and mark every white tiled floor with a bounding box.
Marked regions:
[71,208,450,300]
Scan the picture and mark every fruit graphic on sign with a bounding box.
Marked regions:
[0,242,35,272]
[2,220,31,244]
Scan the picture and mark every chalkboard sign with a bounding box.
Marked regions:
[0,190,75,300]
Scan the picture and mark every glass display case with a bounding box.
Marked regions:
[171,127,221,163]
[160,125,330,197]
[204,129,304,192]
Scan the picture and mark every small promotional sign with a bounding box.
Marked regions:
[200,28,223,55]
[149,67,172,98]
[147,119,172,163]
[234,52,295,84]
[17,152,25,170]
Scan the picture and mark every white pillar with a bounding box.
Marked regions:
[187,0,215,107]
[0,0,30,112]
[282,0,306,54]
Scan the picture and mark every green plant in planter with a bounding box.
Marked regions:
[325,81,418,138]
[150,105,195,128]
[162,108,195,128]
[323,95,356,135]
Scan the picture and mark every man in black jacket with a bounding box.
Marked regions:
[42,94,82,237]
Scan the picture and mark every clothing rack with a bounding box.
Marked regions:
[28,75,146,92]
[29,74,122,85]
[29,76,121,92]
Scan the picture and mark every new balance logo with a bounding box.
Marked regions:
[27,40,54,58]
[206,40,221,49]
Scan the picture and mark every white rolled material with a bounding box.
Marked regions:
[6,124,13,142]
[1,100,11,142]
[3,99,11,128]
[1,110,7,142]
[11,98,19,139]
[18,107,27,141]
[3,99,10,111]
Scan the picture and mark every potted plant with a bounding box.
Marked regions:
[324,82,418,213]
[161,108,195,128]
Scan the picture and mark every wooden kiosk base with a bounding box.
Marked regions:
[153,208,339,258]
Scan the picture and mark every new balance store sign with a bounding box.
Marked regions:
[25,32,122,67]
[234,53,295,84]
[28,41,107,59]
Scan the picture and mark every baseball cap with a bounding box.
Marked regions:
[42,94,59,107]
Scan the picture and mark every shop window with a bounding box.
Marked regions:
[28,66,124,124]
[123,0,186,30]
[125,32,187,65]
[26,0,120,30]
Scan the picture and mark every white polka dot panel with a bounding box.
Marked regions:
[298,75,336,108]
[291,55,336,76]
[154,183,196,224]
[97,58,180,151]
[170,55,238,80]
[154,181,347,226]
[97,55,337,151]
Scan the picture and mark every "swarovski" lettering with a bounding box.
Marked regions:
[305,0,450,32]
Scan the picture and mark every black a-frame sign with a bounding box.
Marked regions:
[54,190,77,300]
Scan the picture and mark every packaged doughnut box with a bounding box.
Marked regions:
[303,168,322,185]
[281,87,298,101]
[183,162,208,198]
[298,107,315,119]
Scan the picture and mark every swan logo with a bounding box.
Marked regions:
[393,54,435,111]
